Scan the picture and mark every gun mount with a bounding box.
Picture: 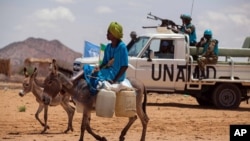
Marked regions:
[143,12,182,29]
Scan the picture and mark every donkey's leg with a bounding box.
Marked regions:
[119,102,149,141]
[41,105,49,134]
[119,116,137,141]
[83,107,106,141]
[35,104,46,127]
[79,109,91,141]
[135,90,149,141]
[136,98,149,141]
[60,100,75,133]
[129,78,149,141]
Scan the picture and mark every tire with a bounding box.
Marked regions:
[212,83,241,109]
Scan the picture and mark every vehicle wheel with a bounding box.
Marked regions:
[212,83,241,109]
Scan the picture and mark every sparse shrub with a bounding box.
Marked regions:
[18,105,26,112]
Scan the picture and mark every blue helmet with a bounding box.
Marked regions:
[180,14,192,20]
[204,29,212,36]
[162,41,169,47]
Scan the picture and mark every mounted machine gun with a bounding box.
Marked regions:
[143,12,182,29]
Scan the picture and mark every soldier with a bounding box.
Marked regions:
[127,31,137,52]
[172,14,197,46]
[196,29,219,79]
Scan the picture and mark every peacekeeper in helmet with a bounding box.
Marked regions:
[195,29,219,80]
[172,14,197,46]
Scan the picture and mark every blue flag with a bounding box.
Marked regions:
[83,41,100,57]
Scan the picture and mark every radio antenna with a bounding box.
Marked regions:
[190,0,195,16]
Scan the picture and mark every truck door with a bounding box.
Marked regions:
[135,39,177,92]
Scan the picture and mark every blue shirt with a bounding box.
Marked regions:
[100,41,128,82]
[181,23,197,45]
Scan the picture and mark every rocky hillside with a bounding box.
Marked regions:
[0,37,82,74]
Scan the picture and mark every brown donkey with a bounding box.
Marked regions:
[19,67,75,133]
[37,59,149,141]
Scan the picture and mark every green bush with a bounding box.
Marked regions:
[18,105,26,112]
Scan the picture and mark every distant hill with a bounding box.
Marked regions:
[0,37,82,74]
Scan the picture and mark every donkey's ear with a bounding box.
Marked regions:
[31,67,38,77]
[49,59,58,74]
[52,59,56,64]
[23,67,29,77]
[23,67,27,72]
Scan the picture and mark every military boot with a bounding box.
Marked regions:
[199,70,205,80]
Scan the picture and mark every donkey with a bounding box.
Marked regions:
[36,59,149,141]
[19,67,75,134]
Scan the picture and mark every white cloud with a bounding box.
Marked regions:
[95,6,113,14]
[197,3,250,32]
[194,3,250,49]
[206,12,228,22]
[34,6,75,22]
[228,14,250,26]
[54,0,74,4]
[36,22,56,29]
[223,4,250,26]
[13,25,24,31]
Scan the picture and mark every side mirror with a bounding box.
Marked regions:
[147,50,154,62]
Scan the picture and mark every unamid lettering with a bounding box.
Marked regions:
[152,64,217,82]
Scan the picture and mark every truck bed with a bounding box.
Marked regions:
[189,46,250,57]
[189,46,250,65]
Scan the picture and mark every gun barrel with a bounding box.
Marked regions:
[147,16,153,19]
[142,26,158,29]
[145,12,180,28]
[147,13,163,20]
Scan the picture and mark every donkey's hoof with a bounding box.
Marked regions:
[119,136,125,141]
[64,127,74,133]
[41,125,50,134]
[101,137,107,141]
[41,129,46,134]
[64,129,69,133]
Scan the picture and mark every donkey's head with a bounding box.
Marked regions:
[19,67,37,97]
[41,59,72,105]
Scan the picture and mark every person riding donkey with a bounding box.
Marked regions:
[71,21,129,95]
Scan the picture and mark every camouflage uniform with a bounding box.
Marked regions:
[197,39,218,76]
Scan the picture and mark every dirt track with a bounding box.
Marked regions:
[0,82,250,141]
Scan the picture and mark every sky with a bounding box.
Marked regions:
[1,0,250,54]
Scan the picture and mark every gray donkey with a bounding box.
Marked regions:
[36,59,149,141]
[19,67,75,133]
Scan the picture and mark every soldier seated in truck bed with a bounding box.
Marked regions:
[195,29,219,79]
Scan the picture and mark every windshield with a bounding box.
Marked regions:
[128,36,149,57]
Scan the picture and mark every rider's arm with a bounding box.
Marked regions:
[112,66,128,83]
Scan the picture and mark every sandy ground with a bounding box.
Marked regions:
[0,82,250,141]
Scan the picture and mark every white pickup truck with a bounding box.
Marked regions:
[73,27,250,109]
